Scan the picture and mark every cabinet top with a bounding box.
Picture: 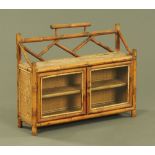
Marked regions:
[19,52,132,73]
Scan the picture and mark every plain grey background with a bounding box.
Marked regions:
[0,10,155,145]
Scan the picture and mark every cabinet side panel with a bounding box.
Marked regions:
[19,68,32,125]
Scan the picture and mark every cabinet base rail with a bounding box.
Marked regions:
[18,106,136,136]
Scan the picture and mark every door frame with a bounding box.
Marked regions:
[87,61,133,114]
[37,67,87,123]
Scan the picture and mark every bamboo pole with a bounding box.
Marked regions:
[16,33,22,64]
[90,37,114,52]
[16,33,22,128]
[31,63,37,135]
[20,30,116,43]
[50,22,91,29]
[72,37,91,53]
[54,29,58,36]
[37,40,58,57]
[19,44,45,61]
[115,24,120,52]
[19,44,32,66]
[55,43,79,57]
[118,30,131,54]
[131,49,137,117]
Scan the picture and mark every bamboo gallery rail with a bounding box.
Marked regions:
[17,23,131,66]
[16,22,137,135]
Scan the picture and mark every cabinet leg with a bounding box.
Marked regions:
[131,109,136,117]
[32,126,37,136]
[18,118,23,128]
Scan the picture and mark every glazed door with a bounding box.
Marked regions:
[87,63,132,114]
[38,68,86,122]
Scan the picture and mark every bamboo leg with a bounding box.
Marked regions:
[32,63,37,136]
[32,126,37,136]
[18,117,23,128]
[16,33,23,128]
[131,49,137,117]
[131,109,136,117]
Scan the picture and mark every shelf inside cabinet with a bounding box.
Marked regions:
[42,85,81,99]
[92,100,126,108]
[42,105,81,116]
[91,79,127,91]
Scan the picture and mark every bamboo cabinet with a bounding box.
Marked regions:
[16,23,137,135]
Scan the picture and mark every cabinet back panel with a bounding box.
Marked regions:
[42,73,82,89]
[91,66,128,83]
[92,69,116,82]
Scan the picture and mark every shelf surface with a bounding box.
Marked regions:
[92,100,126,108]
[42,85,81,99]
[42,105,81,116]
[91,79,127,91]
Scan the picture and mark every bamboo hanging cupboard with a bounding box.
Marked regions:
[16,23,137,135]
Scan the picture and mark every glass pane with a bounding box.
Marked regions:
[91,66,128,109]
[41,72,82,117]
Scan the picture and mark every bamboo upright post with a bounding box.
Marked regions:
[16,33,22,128]
[31,63,37,135]
[131,49,137,117]
[115,24,120,52]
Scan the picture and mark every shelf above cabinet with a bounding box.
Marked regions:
[42,85,81,99]
[91,79,127,91]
